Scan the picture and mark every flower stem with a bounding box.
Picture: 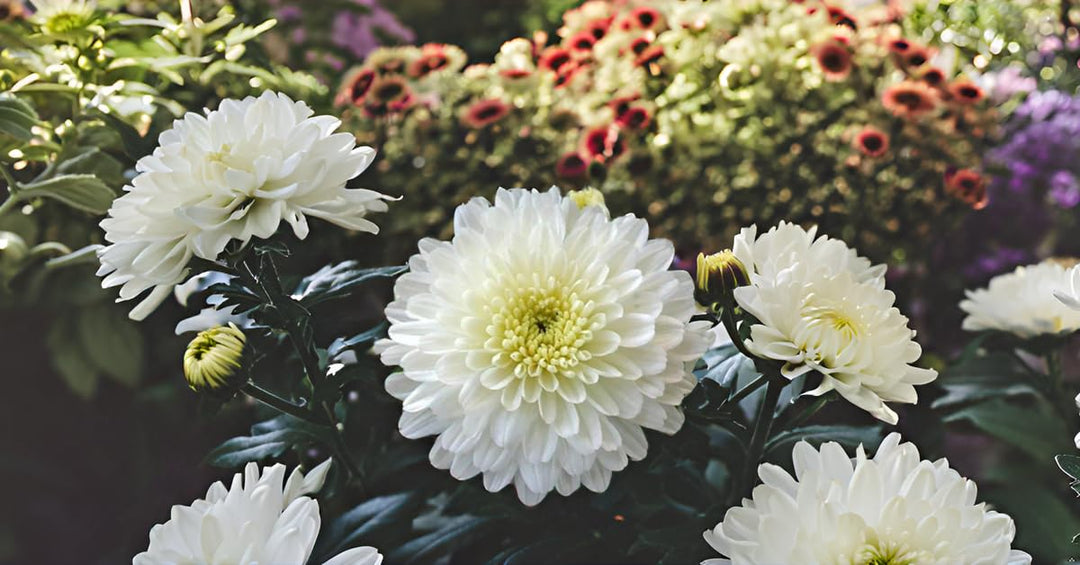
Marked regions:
[241,381,324,427]
[740,377,784,498]
[727,374,768,406]
[720,305,756,361]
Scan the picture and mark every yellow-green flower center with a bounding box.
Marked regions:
[804,304,860,340]
[492,284,594,379]
[857,542,920,565]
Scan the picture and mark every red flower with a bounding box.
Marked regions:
[538,47,572,72]
[629,6,662,30]
[569,31,597,53]
[852,126,890,157]
[903,46,930,68]
[635,45,664,67]
[408,44,450,78]
[945,169,988,209]
[948,79,984,104]
[813,41,852,81]
[826,5,857,29]
[920,67,946,87]
[882,81,937,117]
[628,36,652,57]
[609,94,640,119]
[555,152,589,179]
[887,38,911,54]
[616,106,651,130]
[461,98,511,129]
[583,125,625,162]
[338,68,375,106]
[500,68,533,80]
[361,76,413,117]
[585,17,613,40]
[554,62,586,89]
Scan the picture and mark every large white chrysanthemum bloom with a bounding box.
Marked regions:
[962,259,1080,338]
[732,222,934,424]
[133,460,383,565]
[376,187,710,505]
[703,433,1032,565]
[98,91,391,320]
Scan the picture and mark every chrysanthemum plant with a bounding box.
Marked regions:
[0,0,322,396]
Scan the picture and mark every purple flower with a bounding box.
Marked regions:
[1050,170,1080,208]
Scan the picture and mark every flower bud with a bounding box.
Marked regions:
[184,323,246,392]
[0,231,29,281]
[568,187,606,210]
[695,250,749,309]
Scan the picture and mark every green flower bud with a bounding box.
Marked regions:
[695,250,749,310]
[0,231,29,279]
[184,323,246,392]
[568,187,606,210]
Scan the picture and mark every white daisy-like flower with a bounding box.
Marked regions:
[703,433,1032,565]
[133,460,383,565]
[961,259,1080,339]
[376,187,710,506]
[732,222,935,424]
[97,91,391,320]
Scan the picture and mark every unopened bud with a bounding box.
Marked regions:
[184,323,246,392]
[568,187,606,210]
[0,231,29,280]
[695,250,749,309]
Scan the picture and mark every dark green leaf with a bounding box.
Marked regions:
[388,516,497,565]
[764,424,885,460]
[76,305,144,387]
[206,414,331,468]
[1057,454,1080,497]
[944,399,1073,459]
[328,323,388,358]
[987,484,1080,561]
[16,174,115,214]
[293,262,406,306]
[95,111,156,160]
[932,352,1040,409]
[312,492,424,561]
[0,96,39,142]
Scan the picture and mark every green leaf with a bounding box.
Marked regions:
[328,323,388,358]
[76,305,143,387]
[987,484,1080,561]
[311,493,424,562]
[94,111,157,160]
[1057,454,1080,497]
[932,352,1040,409]
[944,398,1073,459]
[16,174,115,214]
[293,262,407,306]
[205,414,332,468]
[764,424,885,461]
[46,317,100,399]
[0,96,38,142]
[387,516,497,565]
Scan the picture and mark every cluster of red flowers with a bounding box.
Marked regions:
[336,44,465,119]
[800,2,989,208]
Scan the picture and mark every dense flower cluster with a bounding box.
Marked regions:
[339,0,995,264]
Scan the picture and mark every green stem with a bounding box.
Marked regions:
[241,382,324,427]
[728,374,768,406]
[720,305,756,361]
[0,166,19,217]
[779,395,830,432]
[740,378,784,498]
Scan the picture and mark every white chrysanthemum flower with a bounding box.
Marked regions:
[961,259,1080,338]
[376,187,710,506]
[732,222,885,287]
[703,433,1032,565]
[732,222,934,424]
[133,460,383,565]
[1055,266,1080,312]
[98,91,391,320]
